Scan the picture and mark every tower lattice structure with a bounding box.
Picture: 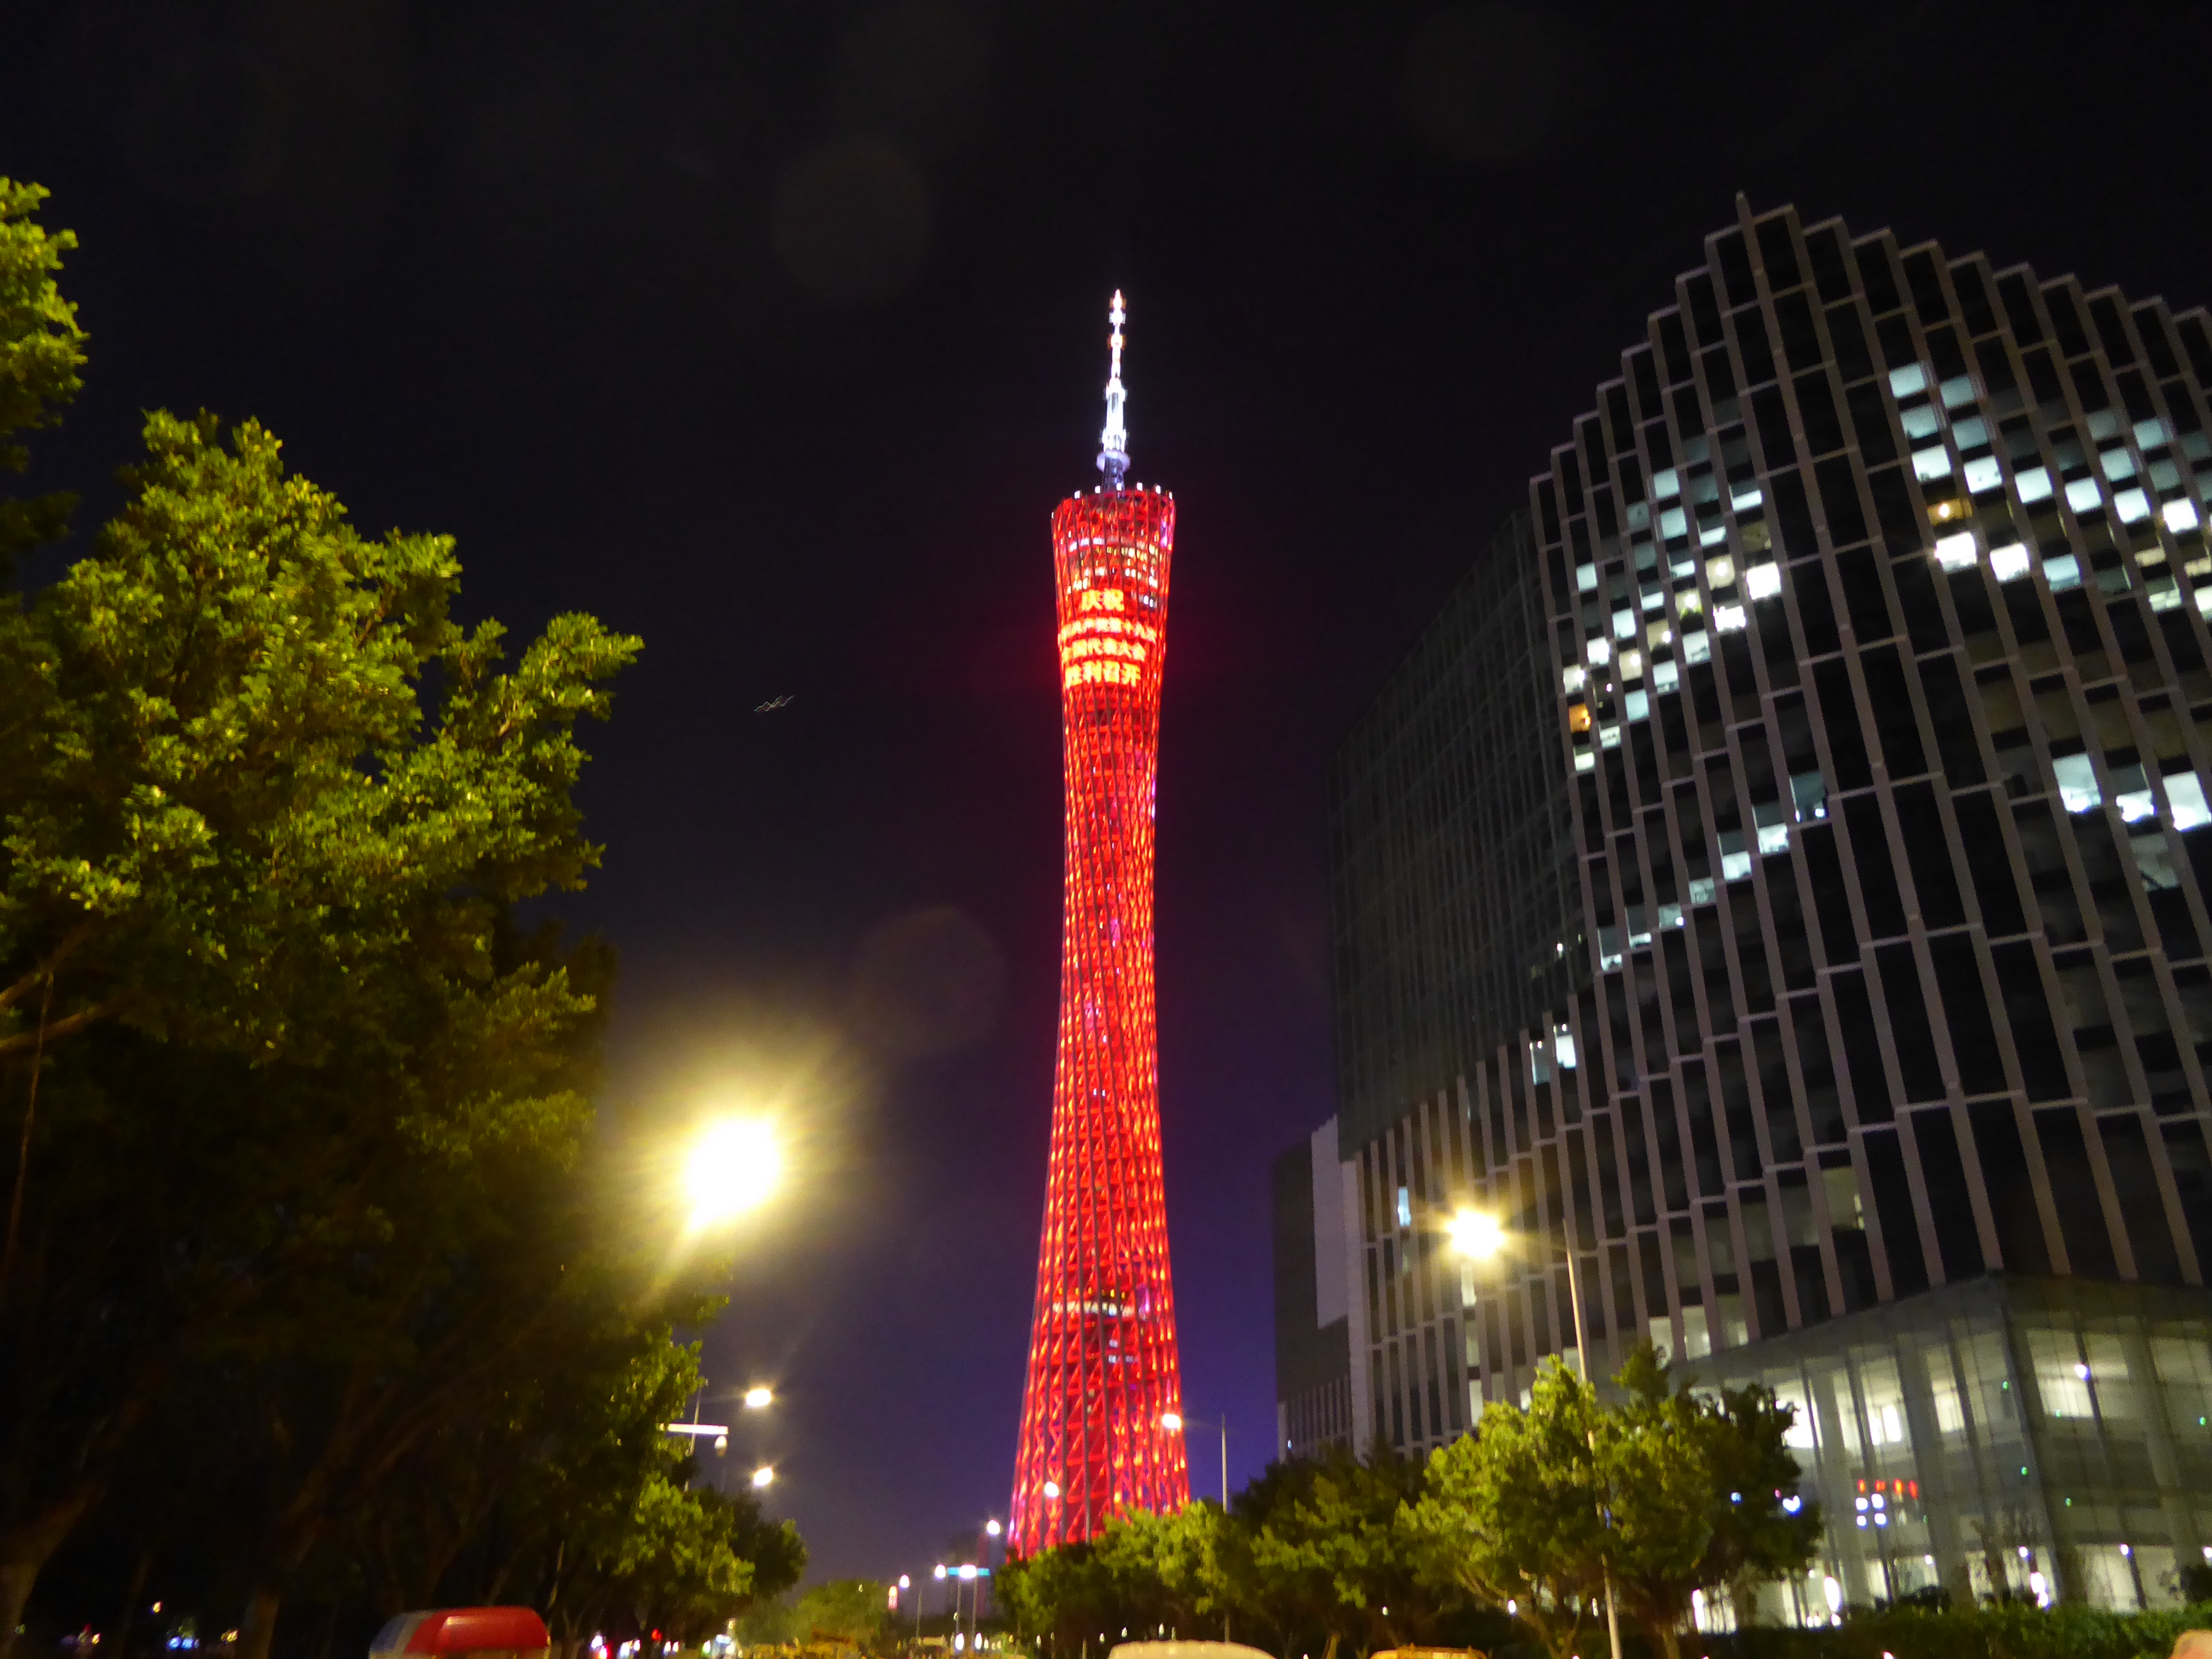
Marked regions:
[1009,293,1188,1555]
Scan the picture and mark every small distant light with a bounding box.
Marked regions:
[752,1465,775,1488]
[987,1519,1003,1536]
[1043,1479,1062,1499]
[744,1386,774,1410]
[2075,1363,2091,1379]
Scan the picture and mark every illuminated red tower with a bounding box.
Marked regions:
[1009,293,1188,1554]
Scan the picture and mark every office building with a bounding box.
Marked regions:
[1278,199,2212,1610]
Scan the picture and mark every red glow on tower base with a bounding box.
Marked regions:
[1008,484,1188,1555]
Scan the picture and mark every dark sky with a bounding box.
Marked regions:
[7,0,2212,1595]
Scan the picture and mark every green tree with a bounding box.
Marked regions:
[1241,1450,1440,1659]
[0,400,640,1650]
[1596,1347,1819,1659]
[1401,1361,1609,1659]
[794,1580,893,1649]
[0,178,84,567]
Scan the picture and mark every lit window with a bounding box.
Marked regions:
[2151,459,2183,489]
[2117,786,2157,823]
[1575,750,1595,772]
[2101,447,2139,481]
[1888,364,1928,397]
[1588,637,1612,664]
[1614,609,1638,639]
[2044,554,2083,591]
[1642,586,1667,611]
[1939,375,1976,409]
[1653,468,1681,499]
[1676,587,1703,614]
[1912,446,1953,482]
[1952,416,1990,449]
[1652,658,1680,692]
[2054,754,2101,813]
[1577,562,1598,592]
[1683,629,1711,664]
[1746,562,1782,599]
[1929,498,1966,523]
[1600,725,1621,748]
[2015,466,2054,502]
[1963,456,2004,493]
[1658,902,1684,929]
[1563,665,1587,692]
[2201,586,2212,619]
[1554,1027,1578,1068]
[1568,704,1592,733]
[1731,484,1764,509]
[1397,1187,1412,1228]
[1901,404,1941,440]
[1688,877,1717,905]
[2116,488,2152,524]
[1991,542,2032,581]
[1621,650,1644,679]
[1660,507,1688,539]
[2168,773,2212,832]
[2149,573,2182,611]
[1933,531,1978,571]
[1598,926,1623,971]
[1625,690,1650,722]
[1700,521,1728,546]
[2135,417,2173,448]
[1646,619,1672,647]
[1715,603,1748,632]
[1706,555,1735,586]
[2065,478,2103,513]
[1757,819,1790,854]
[1719,834,1752,881]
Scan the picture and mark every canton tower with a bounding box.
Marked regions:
[1009,293,1189,1554]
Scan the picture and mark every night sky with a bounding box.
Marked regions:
[6,0,2212,1595]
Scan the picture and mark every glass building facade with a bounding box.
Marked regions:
[1285,199,2212,1610]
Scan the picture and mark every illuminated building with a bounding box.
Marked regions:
[1280,201,2212,1610]
[1009,293,1190,1554]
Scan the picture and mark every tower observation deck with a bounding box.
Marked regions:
[1009,293,1190,1554]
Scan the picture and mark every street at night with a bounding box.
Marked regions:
[6,6,2212,1659]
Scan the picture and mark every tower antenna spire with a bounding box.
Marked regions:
[1098,290,1129,488]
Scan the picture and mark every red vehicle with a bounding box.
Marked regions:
[370,1609,551,1659]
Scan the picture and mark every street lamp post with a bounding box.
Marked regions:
[1157,1411,1227,1509]
[1448,1208,1623,1659]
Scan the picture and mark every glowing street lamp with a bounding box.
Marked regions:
[1160,1410,1229,1507]
[1451,1208,1620,1659]
[684,1119,782,1225]
[986,1519,1002,1537]
[750,1465,775,1489]
[743,1386,774,1410]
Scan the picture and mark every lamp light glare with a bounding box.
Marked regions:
[750,1464,775,1489]
[987,1519,1003,1536]
[685,1120,781,1223]
[1160,1412,1183,1432]
[1447,1209,1507,1258]
[743,1386,774,1409]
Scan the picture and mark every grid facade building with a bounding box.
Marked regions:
[1308,199,2212,1610]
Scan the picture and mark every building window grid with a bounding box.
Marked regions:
[1526,204,2212,1349]
[1330,207,2212,1594]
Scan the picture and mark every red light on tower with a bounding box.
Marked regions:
[1009,292,1190,1554]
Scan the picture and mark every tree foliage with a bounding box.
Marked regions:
[0,177,83,565]
[0,179,793,1659]
[1008,1349,1817,1659]
[1401,1361,1608,1659]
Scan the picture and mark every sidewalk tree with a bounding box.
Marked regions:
[1597,1347,1819,1659]
[1400,1360,1608,1659]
